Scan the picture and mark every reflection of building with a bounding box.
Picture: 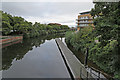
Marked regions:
[76,11,94,31]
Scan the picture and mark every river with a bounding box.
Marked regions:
[1,33,112,79]
[2,34,71,78]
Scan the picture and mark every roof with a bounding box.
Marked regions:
[48,23,61,25]
[79,11,91,15]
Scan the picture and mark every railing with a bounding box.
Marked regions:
[79,63,109,80]
[77,25,89,27]
[88,66,113,79]
[76,18,93,21]
[76,21,93,24]
[80,48,113,80]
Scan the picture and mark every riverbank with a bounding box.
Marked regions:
[65,27,119,79]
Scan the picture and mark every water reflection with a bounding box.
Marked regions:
[2,34,64,71]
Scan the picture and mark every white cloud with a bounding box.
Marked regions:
[25,14,76,26]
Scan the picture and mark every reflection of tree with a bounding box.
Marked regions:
[2,33,64,70]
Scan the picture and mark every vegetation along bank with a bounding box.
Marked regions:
[1,11,70,38]
[65,2,120,79]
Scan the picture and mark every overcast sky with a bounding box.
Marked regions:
[2,0,94,27]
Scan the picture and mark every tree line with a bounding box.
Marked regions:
[65,2,120,79]
[1,11,70,38]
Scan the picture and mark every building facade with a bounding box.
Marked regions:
[76,11,94,31]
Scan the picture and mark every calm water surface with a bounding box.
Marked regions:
[2,34,70,78]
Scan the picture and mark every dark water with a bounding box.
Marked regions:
[2,34,70,78]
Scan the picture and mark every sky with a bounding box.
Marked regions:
[1,0,94,27]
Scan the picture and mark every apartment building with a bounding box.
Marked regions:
[76,11,94,31]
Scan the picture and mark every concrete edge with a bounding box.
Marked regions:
[55,38,76,80]
[55,38,94,79]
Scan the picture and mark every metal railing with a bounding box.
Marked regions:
[80,66,105,80]
[76,18,93,21]
[76,21,93,24]
[79,48,114,80]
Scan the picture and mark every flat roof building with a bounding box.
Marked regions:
[48,23,61,26]
[76,11,94,31]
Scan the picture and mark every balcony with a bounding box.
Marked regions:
[76,18,93,21]
[77,25,88,27]
[76,21,93,24]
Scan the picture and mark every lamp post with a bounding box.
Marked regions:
[84,47,89,67]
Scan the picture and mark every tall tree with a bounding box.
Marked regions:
[91,2,120,78]
[91,2,120,46]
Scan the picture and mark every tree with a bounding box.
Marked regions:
[91,2,120,78]
[2,21,12,35]
[1,10,69,37]
[91,2,120,46]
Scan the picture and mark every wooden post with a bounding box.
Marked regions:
[84,48,89,66]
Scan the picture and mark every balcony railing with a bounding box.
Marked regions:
[76,21,93,24]
[77,25,88,27]
[76,18,93,21]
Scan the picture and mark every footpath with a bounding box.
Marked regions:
[55,38,93,80]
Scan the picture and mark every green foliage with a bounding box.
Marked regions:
[90,3,120,78]
[91,2,120,44]
[2,21,12,35]
[65,27,93,51]
[1,11,70,37]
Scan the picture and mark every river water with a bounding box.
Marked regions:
[2,34,70,78]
